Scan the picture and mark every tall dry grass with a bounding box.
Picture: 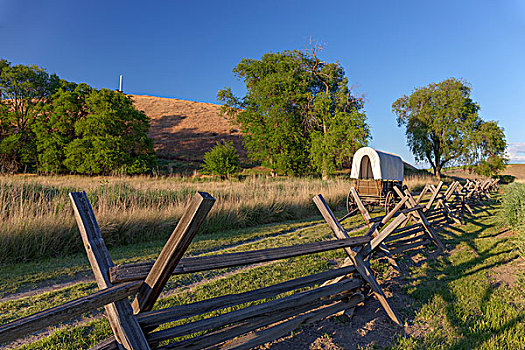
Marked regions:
[0,175,350,263]
[0,173,441,263]
[403,173,444,192]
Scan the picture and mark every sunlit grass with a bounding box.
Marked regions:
[0,174,429,264]
[391,194,525,350]
[500,183,525,256]
[403,173,444,192]
[0,175,350,263]
[2,212,363,349]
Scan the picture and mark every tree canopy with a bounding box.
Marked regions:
[392,78,506,178]
[0,59,60,172]
[0,59,156,174]
[218,48,370,177]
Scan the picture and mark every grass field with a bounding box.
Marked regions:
[501,164,525,183]
[0,175,350,263]
[0,173,440,264]
[132,95,246,165]
[391,192,525,349]
[1,175,522,349]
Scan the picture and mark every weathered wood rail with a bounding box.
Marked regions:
[0,178,498,349]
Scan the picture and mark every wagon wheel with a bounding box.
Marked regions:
[346,190,357,213]
[384,191,395,214]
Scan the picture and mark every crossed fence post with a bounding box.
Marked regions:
[392,187,445,250]
[347,187,407,272]
[70,191,215,350]
[348,185,445,262]
[313,194,406,325]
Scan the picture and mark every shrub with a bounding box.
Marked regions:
[501,183,525,255]
[202,141,240,179]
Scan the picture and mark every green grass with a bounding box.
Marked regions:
[0,208,372,349]
[0,209,365,299]
[500,183,525,256]
[3,183,523,349]
[8,219,357,349]
[391,194,525,349]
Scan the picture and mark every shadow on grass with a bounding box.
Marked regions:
[392,195,525,349]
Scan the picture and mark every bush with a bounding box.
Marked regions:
[0,59,156,175]
[202,141,240,179]
[501,183,525,255]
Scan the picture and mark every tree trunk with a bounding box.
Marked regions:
[434,166,442,179]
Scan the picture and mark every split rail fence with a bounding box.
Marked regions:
[0,178,498,349]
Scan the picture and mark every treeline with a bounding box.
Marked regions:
[0,59,156,174]
[218,47,370,179]
[219,47,507,179]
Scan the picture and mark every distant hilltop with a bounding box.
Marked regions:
[131,95,244,162]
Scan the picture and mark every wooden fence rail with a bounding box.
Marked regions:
[0,178,498,349]
[0,281,141,344]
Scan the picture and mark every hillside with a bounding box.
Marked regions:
[501,164,525,181]
[444,164,525,182]
[131,94,244,163]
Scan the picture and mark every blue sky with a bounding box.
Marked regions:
[1,0,524,165]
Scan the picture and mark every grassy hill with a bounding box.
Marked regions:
[501,164,525,182]
[131,95,245,168]
[444,164,525,182]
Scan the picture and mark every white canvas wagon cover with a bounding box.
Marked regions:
[350,147,404,181]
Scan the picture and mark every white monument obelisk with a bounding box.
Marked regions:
[119,75,123,92]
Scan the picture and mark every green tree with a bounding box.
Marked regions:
[218,51,310,176]
[0,59,60,172]
[393,78,486,178]
[218,48,369,177]
[0,59,157,175]
[32,83,92,173]
[469,120,507,176]
[63,89,156,175]
[305,45,369,178]
[202,140,240,179]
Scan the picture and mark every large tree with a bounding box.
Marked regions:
[218,48,369,177]
[0,59,60,172]
[63,88,156,175]
[392,78,506,178]
[0,59,157,175]
[305,45,370,178]
[469,120,507,176]
[32,83,92,173]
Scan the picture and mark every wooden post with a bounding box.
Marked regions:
[350,187,372,226]
[425,181,444,213]
[313,194,402,325]
[132,192,215,314]
[415,185,429,205]
[0,281,141,344]
[396,188,445,250]
[69,192,150,350]
[349,188,400,271]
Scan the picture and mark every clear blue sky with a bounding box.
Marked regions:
[2,0,524,165]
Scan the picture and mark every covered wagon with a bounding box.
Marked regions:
[347,147,404,213]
